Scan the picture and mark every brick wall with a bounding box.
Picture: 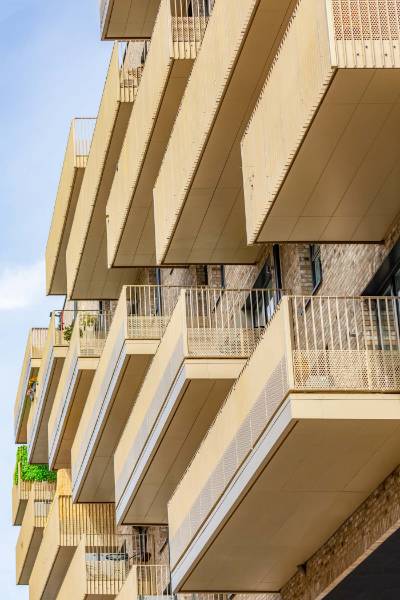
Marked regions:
[281,466,400,600]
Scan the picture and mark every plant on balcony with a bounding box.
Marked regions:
[63,324,74,342]
[26,374,38,402]
[13,446,57,485]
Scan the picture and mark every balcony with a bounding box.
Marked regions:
[46,119,96,295]
[242,0,400,244]
[29,471,115,600]
[57,532,159,599]
[100,0,161,39]
[14,328,48,444]
[168,295,400,592]
[106,0,209,270]
[48,311,113,470]
[27,312,73,464]
[117,565,170,600]
[153,0,297,265]
[16,482,56,585]
[114,287,281,525]
[65,42,147,300]
[71,285,182,503]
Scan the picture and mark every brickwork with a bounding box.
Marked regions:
[281,467,400,600]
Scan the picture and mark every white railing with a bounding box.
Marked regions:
[73,118,96,164]
[330,0,400,66]
[170,0,214,57]
[289,295,400,391]
[85,532,158,595]
[76,310,114,356]
[185,287,282,357]
[125,285,183,339]
[58,497,116,546]
[118,41,148,102]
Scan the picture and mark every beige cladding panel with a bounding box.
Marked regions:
[56,538,87,600]
[168,303,290,539]
[46,123,84,296]
[114,294,187,485]
[242,0,334,244]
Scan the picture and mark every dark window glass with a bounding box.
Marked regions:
[310,244,323,292]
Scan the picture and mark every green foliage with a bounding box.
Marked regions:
[63,324,74,342]
[14,446,57,485]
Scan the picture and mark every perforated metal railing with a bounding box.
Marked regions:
[85,532,158,595]
[119,41,149,102]
[125,285,183,339]
[32,482,56,528]
[170,0,214,57]
[169,294,400,567]
[289,295,400,391]
[73,118,96,166]
[76,310,114,356]
[330,0,400,65]
[185,287,283,357]
[58,497,116,546]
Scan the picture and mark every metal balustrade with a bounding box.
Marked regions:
[330,0,400,66]
[184,287,282,357]
[171,0,213,57]
[118,41,148,102]
[125,285,183,339]
[72,310,114,356]
[85,532,159,595]
[289,295,400,391]
[58,496,116,546]
[72,118,96,165]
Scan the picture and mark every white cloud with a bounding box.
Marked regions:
[0,260,45,310]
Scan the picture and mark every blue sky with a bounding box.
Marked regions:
[0,2,111,596]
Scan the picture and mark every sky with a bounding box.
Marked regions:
[0,2,111,596]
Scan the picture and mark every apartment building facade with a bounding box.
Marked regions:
[11,0,400,598]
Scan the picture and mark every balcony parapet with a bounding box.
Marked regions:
[48,310,114,469]
[168,294,400,590]
[29,491,116,600]
[114,287,282,524]
[58,531,160,598]
[106,0,212,270]
[16,482,56,585]
[14,328,48,444]
[242,0,400,245]
[71,284,182,502]
[46,118,96,295]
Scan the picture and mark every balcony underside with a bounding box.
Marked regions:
[13,496,28,526]
[67,103,141,300]
[154,0,296,264]
[29,350,67,464]
[109,60,195,269]
[49,359,98,470]
[48,167,85,296]
[72,341,159,503]
[101,0,160,39]
[257,70,400,243]
[31,547,76,600]
[17,527,43,585]
[116,358,245,525]
[171,393,400,593]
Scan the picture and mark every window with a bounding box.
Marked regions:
[310,244,322,292]
[188,0,212,17]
